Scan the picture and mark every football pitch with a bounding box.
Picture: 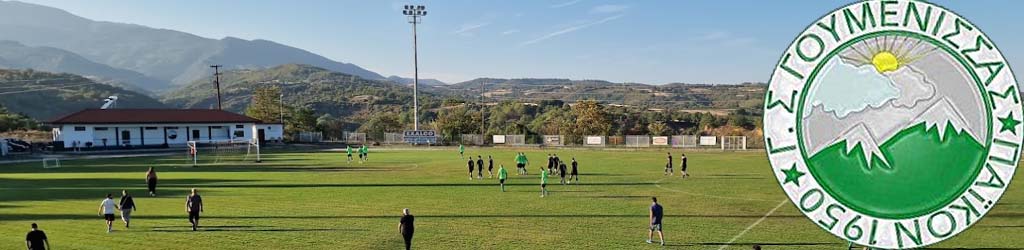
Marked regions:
[1,147,1021,249]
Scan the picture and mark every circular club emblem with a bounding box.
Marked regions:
[764,0,1020,248]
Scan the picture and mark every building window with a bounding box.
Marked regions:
[145,127,158,130]
[95,127,109,131]
[235,125,244,129]
[74,126,86,131]
[165,126,179,129]
[211,126,223,129]
[234,130,245,138]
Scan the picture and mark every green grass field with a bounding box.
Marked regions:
[1,147,1021,249]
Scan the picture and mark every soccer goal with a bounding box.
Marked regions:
[42,158,61,169]
[721,136,748,150]
[625,135,652,148]
[672,135,699,148]
[344,132,367,145]
[187,139,261,166]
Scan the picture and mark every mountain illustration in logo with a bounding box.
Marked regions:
[801,36,988,170]
[798,35,991,219]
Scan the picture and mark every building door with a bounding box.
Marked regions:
[121,130,131,146]
[257,129,266,145]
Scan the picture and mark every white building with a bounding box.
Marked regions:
[50,109,283,150]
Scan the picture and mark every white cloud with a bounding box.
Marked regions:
[501,29,521,35]
[521,14,624,46]
[453,22,490,36]
[550,0,583,8]
[590,4,629,14]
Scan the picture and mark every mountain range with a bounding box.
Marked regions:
[0,69,166,120]
[0,1,772,123]
[428,78,765,110]
[162,64,435,120]
[0,0,383,92]
[0,40,161,94]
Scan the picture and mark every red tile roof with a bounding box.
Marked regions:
[49,109,262,124]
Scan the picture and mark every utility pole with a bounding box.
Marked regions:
[279,87,285,124]
[211,65,223,110]
[403,5,426,130]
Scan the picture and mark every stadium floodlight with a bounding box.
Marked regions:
[402,5,426,130]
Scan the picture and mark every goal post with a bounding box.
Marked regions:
[42,158,60,169]
[186,138,260,166]
[244,138,261,163]
[721,136,748,151]
[187,141,198,167]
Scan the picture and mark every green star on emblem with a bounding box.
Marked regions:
[999,113,1021,135]
[782,164,806,187]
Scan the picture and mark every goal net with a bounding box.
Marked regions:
[344,132,367,145]
[672,135,699,148]
[461,134,484,145]
[505,135,526,145]
[42,158,60,169]
[625,135,651,148]
[187,139,261,166]
[721,136,748,150]
[383,133,404,144]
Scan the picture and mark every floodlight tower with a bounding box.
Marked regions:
[403,5,426,130]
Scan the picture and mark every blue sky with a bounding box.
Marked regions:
[17,0,1024,84]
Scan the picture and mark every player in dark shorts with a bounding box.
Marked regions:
[400,208,415,250]
[665,152,673,175]
[680,153,689,178]
[476,156,484,179]
[553,154,561,175]
[647,197,665,245]
[98,193,119,233]
[517,152,529,175]
[146,167,158,196]
[468,159,475,180]
[186,188,203,231]
[546,154,554,174]
[487,155,494,178]
[570,157,579,184]
[498,164,509,192]
[346,145,354,164]
[540,168,549,197]
[26,223,49,250]
[558,160,568,184]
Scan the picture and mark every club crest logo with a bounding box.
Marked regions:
[764,0,1020,248]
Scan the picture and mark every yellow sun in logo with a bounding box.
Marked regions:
[841,35,937,74]
[871,51,899,73]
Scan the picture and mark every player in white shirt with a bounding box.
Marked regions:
[97,193,119,233]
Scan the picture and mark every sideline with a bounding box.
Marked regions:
[718,199,788,250]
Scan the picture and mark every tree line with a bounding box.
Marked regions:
[245,86,762,145]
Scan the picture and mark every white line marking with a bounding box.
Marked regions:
[718,199,789,250]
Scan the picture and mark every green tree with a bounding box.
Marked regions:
[291,107,318,131]
[648,121,669,136]
[571,100,611,143]
[245,86,283,123]
[359,112,402,141]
